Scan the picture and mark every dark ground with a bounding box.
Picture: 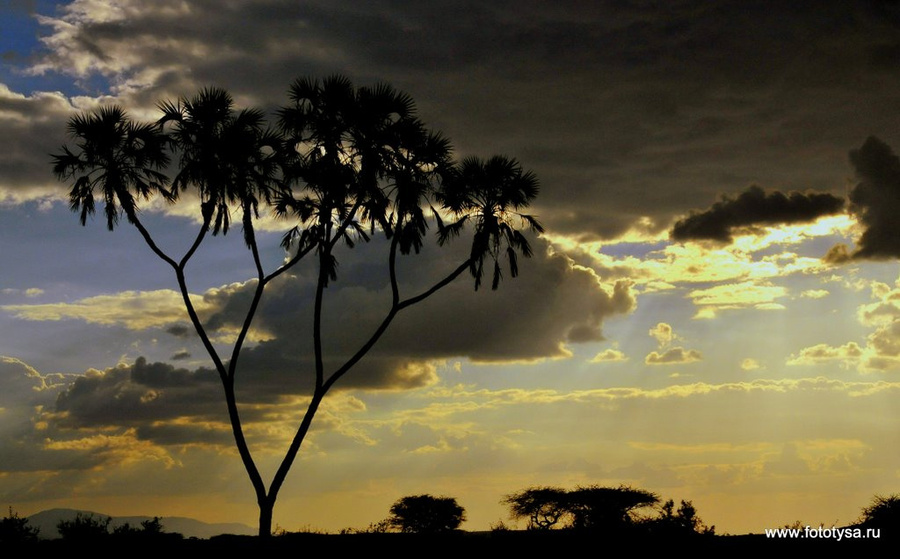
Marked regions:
[4,529,893,552]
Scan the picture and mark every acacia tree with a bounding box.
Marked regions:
[388,494,466,533]
[502,486,569,529]
[504,485,658,531]
[52,75,542,537]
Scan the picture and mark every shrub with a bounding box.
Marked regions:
[0,507,39,544]
[388,494,466,533]
[57,512,111,541]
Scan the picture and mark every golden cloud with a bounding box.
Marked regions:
[786,342,864,366]
[43,428,179,468]
[589,349,628,363]
[688,281,787,308]
[645,347,702,365]
[3,289,209,329]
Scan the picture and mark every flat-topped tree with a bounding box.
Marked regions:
[52,75,542,537]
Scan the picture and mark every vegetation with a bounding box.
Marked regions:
[647,499,715,536]
[565,485,659,531]
[10,488,900,548]
[857,494,900,528]
[52,75,542,537]
[504,485,659,532]
[388,495,467,533]
[0,507,39,544]
[503,486,570,529]
[57,512,111,541]
[503,485,714,537]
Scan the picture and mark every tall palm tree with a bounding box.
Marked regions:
[52,106,172,230]
[437,155,544,290]
[157,89,292,536]
[53,77,544,538]
[276,76,448,278]
[158,88,283,247]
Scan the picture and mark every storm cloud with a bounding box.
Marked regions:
[670,185,845,243]
[203,235,636,396]
[842,136,900,260]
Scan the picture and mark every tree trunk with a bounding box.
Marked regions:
[258,501,273,537]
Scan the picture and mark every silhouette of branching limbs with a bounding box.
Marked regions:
[52,75,542,537]
[504,485,659,533]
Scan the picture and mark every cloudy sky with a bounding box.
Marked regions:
[3,0,900,534]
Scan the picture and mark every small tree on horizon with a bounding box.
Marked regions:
[503,485,659,531]
[56,512,111,541]
[52,75,542,537]
[648,499,715,536]
[388,494,466,533]
[503,486,569,529]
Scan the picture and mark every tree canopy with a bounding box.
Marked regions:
[857,494,900,528]
[504,485,659,531]
[52,75,542,537]
[388,495,466,533]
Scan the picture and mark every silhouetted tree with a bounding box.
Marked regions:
[53,75,542,537]
[503,485,659,532]
[503,486,569,529]
[388,494,466,533]
[647,499,715,536]
[57,512,111,541]
[0,507,39,544]
[110,516,183,543]
[857,493,900,528]
[566,485,658,531]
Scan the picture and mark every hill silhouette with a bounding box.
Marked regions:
[27,508,254,539]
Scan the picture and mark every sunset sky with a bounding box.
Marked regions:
[4,0,900,535]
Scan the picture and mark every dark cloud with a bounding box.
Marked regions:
[842,136,900,260]
[0,88,76,197]
[166,325,192,338]
[54,357,221,430]
[823,243,853,265]
[202,234,635,397]
[670,185,845,243]
[11,2,900,240]
[43,231,637,442]
[0,356,78,471]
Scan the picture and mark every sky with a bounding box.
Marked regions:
[3,0,900,535]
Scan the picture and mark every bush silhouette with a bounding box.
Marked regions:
[504,485,658,532]
[503,486,570,529]
[57,512,111,541]
[858,494,900,528]
[388,494,466,533]
[647,499,715,536]
[0,507,39,544]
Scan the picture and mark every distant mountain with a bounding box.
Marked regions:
[27,508,255,540]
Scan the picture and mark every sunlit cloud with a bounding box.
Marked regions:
[645,347,702,365]
[741,358,762,371]
[43,428,180,469]
[801,289,829,299]
[648,322,676,347]
[589,349,628,363]
[2,289,212,330]
[687,281,788,319]
[786,342,864,367]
